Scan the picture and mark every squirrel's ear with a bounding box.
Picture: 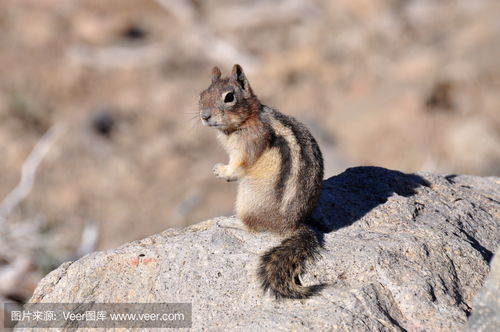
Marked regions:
[231,64,252,97]
[211,66,222,83]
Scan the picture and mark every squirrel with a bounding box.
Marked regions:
[199,64,324,299]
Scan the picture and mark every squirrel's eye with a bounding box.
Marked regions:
[224,92,235,103]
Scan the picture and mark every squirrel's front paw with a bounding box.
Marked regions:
[212,163,226,178]
[212,163,237,182]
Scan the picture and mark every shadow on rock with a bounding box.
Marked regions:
[310,166,430,233]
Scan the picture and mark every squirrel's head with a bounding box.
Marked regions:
[199,64,259,133]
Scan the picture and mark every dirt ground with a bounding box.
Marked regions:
[0,0,499,303]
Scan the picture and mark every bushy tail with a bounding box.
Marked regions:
[258,225,324,299]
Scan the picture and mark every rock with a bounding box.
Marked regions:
[466,248,500,331]
[24,167,500,330]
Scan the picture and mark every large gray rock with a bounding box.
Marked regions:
[25,167,500,331]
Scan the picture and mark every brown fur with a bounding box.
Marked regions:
[199,64,324,299]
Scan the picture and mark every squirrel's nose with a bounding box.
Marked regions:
[201,110,211,120]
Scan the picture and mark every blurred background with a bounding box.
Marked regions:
[0,0,499,306]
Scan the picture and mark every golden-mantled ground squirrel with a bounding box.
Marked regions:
[199,65,324,299]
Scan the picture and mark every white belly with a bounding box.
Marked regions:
[235,148,281,217]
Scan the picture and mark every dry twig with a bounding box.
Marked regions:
[0,123,66,224]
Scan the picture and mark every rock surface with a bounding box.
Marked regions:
[466,248,500,331]
[25,167,500,331]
